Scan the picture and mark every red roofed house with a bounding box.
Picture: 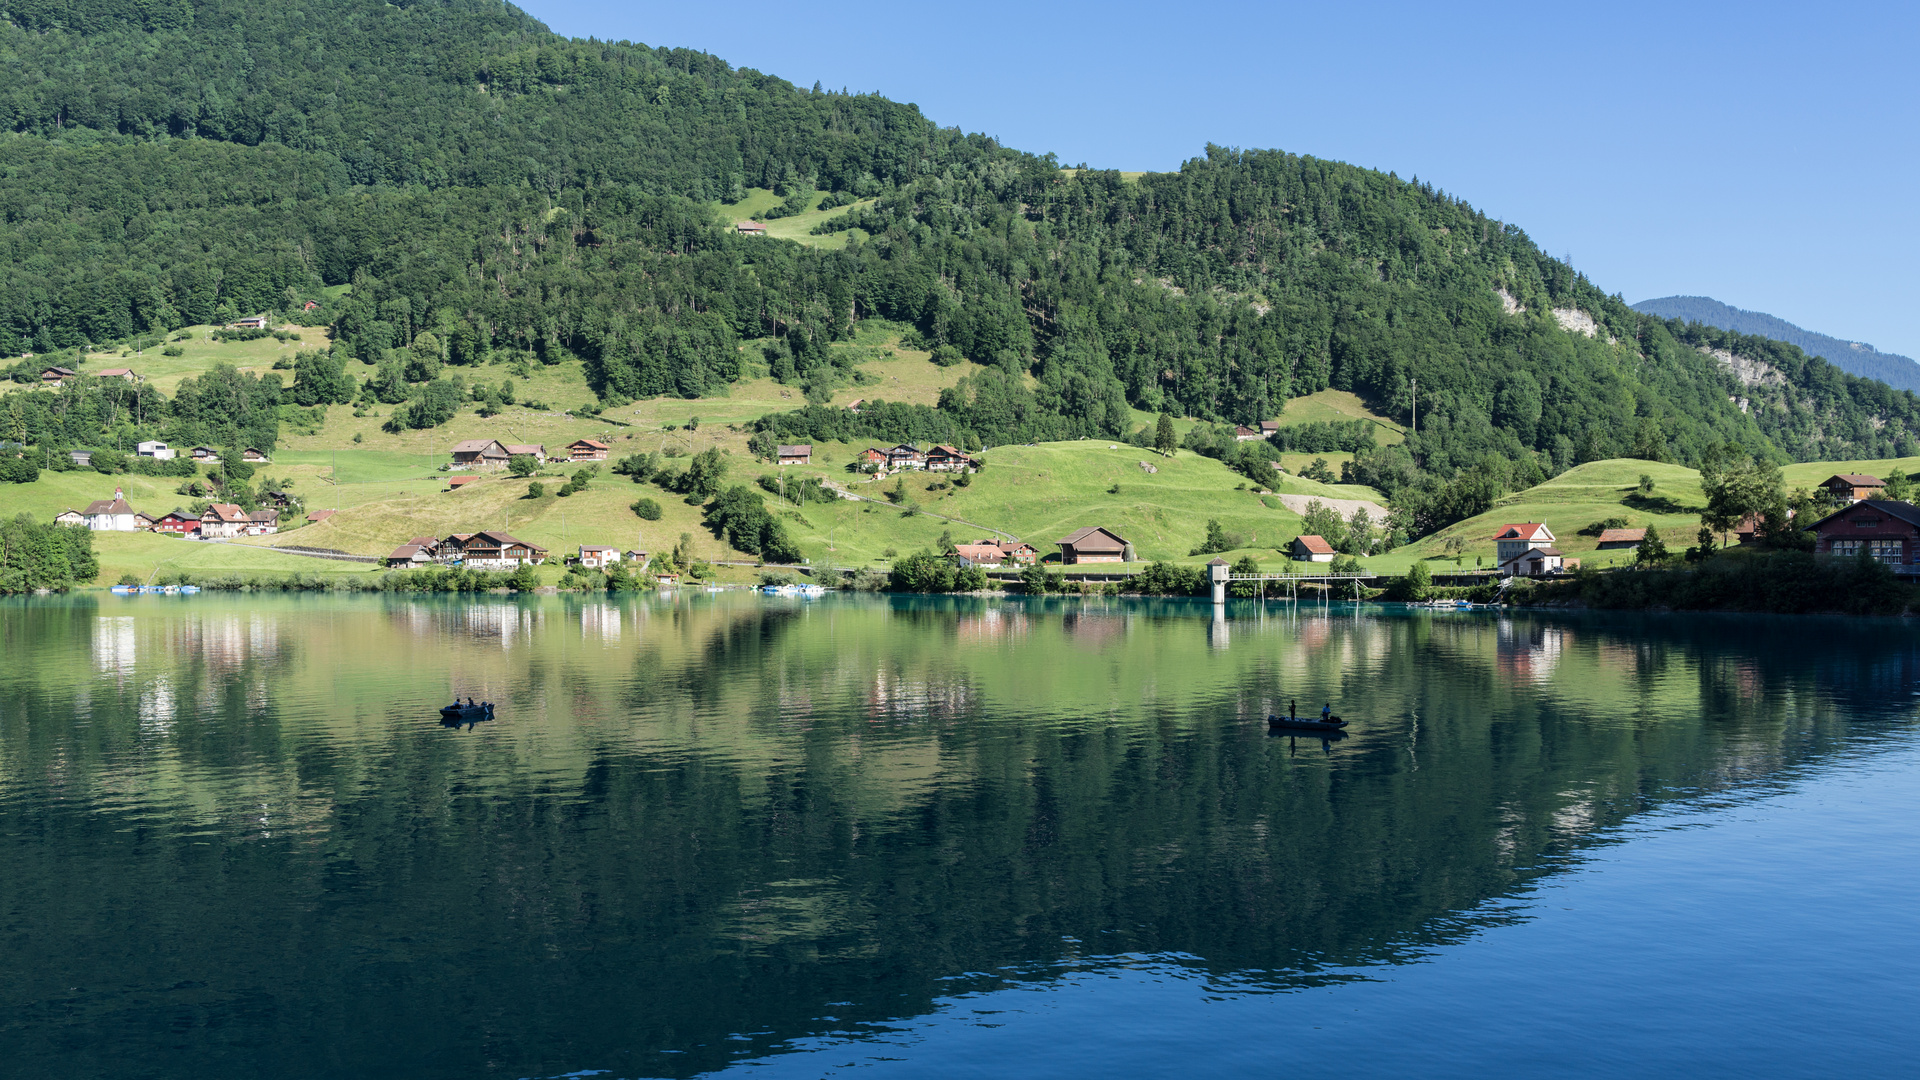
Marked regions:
[1808,499,1920,572]
[306,509,336,523]
[96,368,137,382]
[951,544,1007,569]
[854,447,888,472]
[1494,523,1557,575]
[199,503,250,539]
[1595,527,1647,550]
[1291,535,1337,562]
[1823,474,1888,503]
[776,444,812,466]
[736,221,767,235]
[301,300,320,311]
[996,541,1039,566]
[1057,527,1131,564]
[567,438,610,462]
[448,475,478,490]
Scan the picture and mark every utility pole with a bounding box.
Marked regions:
[1410,378,1417,436]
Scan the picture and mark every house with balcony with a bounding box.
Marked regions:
[1808,499,1920,572]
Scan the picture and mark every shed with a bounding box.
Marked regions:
[1595,527,1647,550]
[776,444,813,465]
[1290,535,1336,562]
[1057,526,1130,564]
[448,475,478,489]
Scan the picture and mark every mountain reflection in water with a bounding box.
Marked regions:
[0,594,1914,1079]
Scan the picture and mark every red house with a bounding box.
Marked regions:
[1808,499,1920,571]
[152,510,200,535]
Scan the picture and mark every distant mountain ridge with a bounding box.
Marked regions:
[1630,295,1920,393]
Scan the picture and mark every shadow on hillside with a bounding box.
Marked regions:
[1623,491,1694,515]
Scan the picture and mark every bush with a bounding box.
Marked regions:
[631,497,662,520]
[162,345,184,356]
[508,454,538,477]
[0,456,39,484]
[527,481,545,498]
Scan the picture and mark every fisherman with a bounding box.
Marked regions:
[466,697,475,708]
[1290,699,1297,720]
[1321,702,1332,721]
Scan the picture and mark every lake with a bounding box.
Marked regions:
[1,593,1916,1078]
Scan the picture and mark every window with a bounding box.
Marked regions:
[1853,517,1881,527]
[1830,540,1862,557]
[1870,540,1904,565]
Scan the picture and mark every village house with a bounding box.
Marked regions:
[258,490,296,510]
[853,447,888,472]
[1494,523,1558,575]
[951,543,1007,569]
[995,541,1039,566]
[96,368,137,382]
[566,438,610,462]
[504,443,546,463]
[152,510,200,535]
[776,444,813,466]
[1259,420,1281,437]
[1808,499,1920,571]
[190,446,220,463]
[736,221,767,235]
[136,440,175,460]
[301,300,320,311]
[245,509,280,536]
[385,544,434,568]
[54,508,85,527]
[884,443,926,471]
[232,315,270,329]
[82,491,139,532]
[1233,425,1263,442]
[1595,527,1647,550]
[199,503,251,539]
[450,439,512,469]
[576,545,621,569]
[926,445,976,472]
[1291,535,1337,562]
[1822,474,1888,503]
[443,531,548,568]
[1057,527,1131,564]
[40,366,77,383]
[68,450,92,467]
[624,549,650,568]
[241,447,271,463]
[133,512,156,531]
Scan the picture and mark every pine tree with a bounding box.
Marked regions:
[1154,413,1176,457]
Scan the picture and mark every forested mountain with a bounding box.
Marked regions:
[3,0,1918,537]
[1632,295,1920,393]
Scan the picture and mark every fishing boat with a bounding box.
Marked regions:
[439,701,494,721]
[110,584,137,595]
[794,583,827,597]
[1268,713,1347,732]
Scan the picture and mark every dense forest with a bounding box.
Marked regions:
[1632,295,1920,393]
[3,0,1918,536]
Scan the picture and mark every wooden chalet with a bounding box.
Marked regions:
[1808,499,1920,571]
[96,368,137,382]
[241,447,271,463]
[566,438,610,462]
[190,446,220,463]
[1595,527,1647,550]
[1823,474,1888,503]
[735,221,767,234]
[54,508,85,527]
[199,503,250,539]
[444,530,547,568]
[1057,527,1130,564]
[854,447,888,472]
[776,444,813,466]
[153,510,200,535]
[1233,425,1263,442]
[245,509,280,536]
[39,366,77,383]
[926,445,975,472]
[504,443,546,463]
[450,438,512,470]
[232,314,270,329]
[884,443,925,471]
[386,544,434,568]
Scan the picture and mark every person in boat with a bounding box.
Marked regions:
[1289,699,1297,721]
[1321,702,1332,721]
[466,697,475,708]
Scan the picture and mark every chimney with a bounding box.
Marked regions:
[114,487,123,500]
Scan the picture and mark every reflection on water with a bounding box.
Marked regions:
[0,595,1915,1078]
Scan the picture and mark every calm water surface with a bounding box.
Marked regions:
[1,593,1915,1078]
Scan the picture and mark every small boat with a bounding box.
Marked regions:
[1268,713,1347,732]
[795,583,826,597]
[110,584,137,595]
[178,585,200,594]
[440,701,495,721]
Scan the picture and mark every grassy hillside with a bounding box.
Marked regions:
[1277,389,1407,445]
[719,187,874,248]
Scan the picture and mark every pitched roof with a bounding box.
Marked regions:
[579,545,618,554]
[96,368,134,377]
[1234,425,1261,437]
[407,536,438,547]
[448,476,478,487]
[953,544,1005,560]
[1827,474,1887,487]
[1294,534,1336,555]
[1596,528,1646,544]
[1529,547,1565,558]
[204,503,248,522]
[82,498,134,516]
[388,544,423,560]
[1058,526,1128,548]
[470,530,545,552]
[1806,499,1920,533]
[248,509,279,522]
[306,509,336,522]
[41,366,76,377]
[503,444,544,456]
[929,444,968,456]
[569,438,609,449]
[1259,420,1280,432]
[451,439,505,454]
[1493,523,1552,541]
[157,509,197,522]
[776,444,812,455]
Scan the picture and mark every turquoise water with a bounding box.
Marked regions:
[0,594,1915,1078]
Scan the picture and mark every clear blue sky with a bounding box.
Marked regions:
[523,0,1920,359]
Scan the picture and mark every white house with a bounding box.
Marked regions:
[81,491,139,532]
[136,440,176,461]
[578,545,621,569]
[1495,523,1559,576]
[1291,535,1337,563]
[245,509,280,536]
[199,503,250,539]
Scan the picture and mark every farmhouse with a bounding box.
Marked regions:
[566,438,610,462]
[445,531,547,568]
[884,444,925,471]
[96,368,136,382]
[1233,425,1263,442]
[385,544,433,568]
[241,447,271,463]
[190,446,220,463]
[133,512,156,531]
[926,445,976,472]
[1290,535,1336,562]
[1808,499,1920,571]
[54,509,85,527]
[1494,523,1557,575]
[39,366,77,383]
[81,492,139,532]
[1822,474,1888,503]
[853,447,888,471]
[136,440,175,460]
[232,315,270,329]
[450,439,512,469]
[1057,527,1131,564]
[995,541,1039,566]
[1259,420,1281,436]
[736,221,767,234]
[199,503,250,539]
[504,443,546,463]
[1595,527,1646,550]
[245,510,280,536]
[776,444,813,466]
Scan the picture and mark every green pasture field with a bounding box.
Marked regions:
[719,187,871,249]
[1276,389,1406,444]
[74,323,323,395]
